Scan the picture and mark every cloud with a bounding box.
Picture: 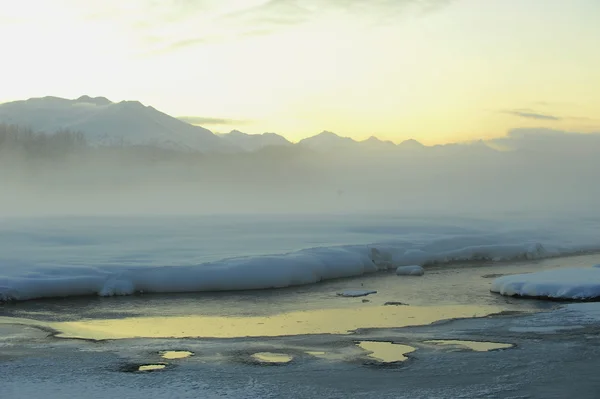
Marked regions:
[155,37,211,52]
[502,109,561,121]
[488,128,600,152]
[178,116,250,126]
[223,0,453,27]
[69,0,453,55]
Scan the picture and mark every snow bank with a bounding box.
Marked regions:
[1,216,600,302]
[491,268,600,300]
[396,265,424,276]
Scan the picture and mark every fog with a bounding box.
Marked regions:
[1,125,599,217]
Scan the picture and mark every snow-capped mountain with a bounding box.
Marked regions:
[0,96,237,152]
[218,130,291,152]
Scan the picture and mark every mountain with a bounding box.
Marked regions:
[398,139,426,150]
[218,130,291,152]
[297,131,359,151]
[0,96,237,152]
[360,136,397,150]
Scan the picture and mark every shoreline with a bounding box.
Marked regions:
[5,253,600,341]
[2,250,600,306]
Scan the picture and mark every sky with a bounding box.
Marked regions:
[1,0,599,144]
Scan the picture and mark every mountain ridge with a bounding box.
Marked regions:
[0,95,504,154]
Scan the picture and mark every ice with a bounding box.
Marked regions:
[396,265,424,276]
[509,326,584,333]
[564,302,600,322]
[337,290,377,297]
[491,267,600,300]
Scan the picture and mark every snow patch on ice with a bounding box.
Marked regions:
[491,267,600,300]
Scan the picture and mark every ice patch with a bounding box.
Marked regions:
[564,302,600,322]
[396,265,424,276]
[337,290,377,297]
[491,267,600,300]
[509,326,584,333]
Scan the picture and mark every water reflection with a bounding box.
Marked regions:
[160,351,193,359]
[425,340,513,352]
[137,364,166,371]
[52,305,502,340]
[357,341,415,363]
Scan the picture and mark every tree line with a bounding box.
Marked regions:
[0,123,87,158]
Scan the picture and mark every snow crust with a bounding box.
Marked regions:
[396,265,425,276]
[491,268,600,300]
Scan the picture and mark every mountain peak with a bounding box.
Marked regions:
[218,130,291,151]
[315,130,340,138]
[361,135,396,148]
[75,95,112,106]
[117,100,145,107]
[298,131,358,151]
[399,138,425,148]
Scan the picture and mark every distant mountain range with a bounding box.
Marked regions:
[217,130,292,151]
[0,95,503,154]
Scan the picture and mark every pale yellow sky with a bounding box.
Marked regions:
[1,0,599,144]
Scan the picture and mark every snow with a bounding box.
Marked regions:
[337,290,377,297]
[396,265,424,276]
[1,215,600,302]
[491,268,600,300]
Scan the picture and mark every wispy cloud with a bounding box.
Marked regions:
[66,0,453,55]
[222,0,453,27]
[502,109,561,121]
[178,116,250,126]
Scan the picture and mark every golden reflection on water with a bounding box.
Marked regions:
[357,341,415,362]
[425,340,513,351]
[52,305,502,340]
[138,364,166,371]
[160,351,193,359]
